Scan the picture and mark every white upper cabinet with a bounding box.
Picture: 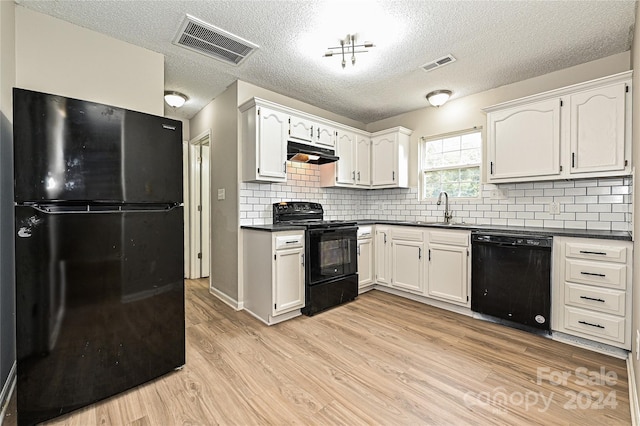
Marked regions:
[289,113,336,147]
[241,98,412,186]
[316,125,336,147]
[289,115,315,143]
[355,132,371,186]
[484,71,632,183]
[335,131,356,184]
[371,127,411,188]
[487,98,561,181]
[322,130,371,188]
[569,82,627,174]
[240,100,288,182]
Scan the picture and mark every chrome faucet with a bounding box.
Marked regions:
[436,191,453,224]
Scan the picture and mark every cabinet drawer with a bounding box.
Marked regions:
[565,259,626,290]
[564,306,626,345]
[429,230,469,247]
[392,228,424,242]
[564,282,625,316]
[357,226,373,239]
[565,242,627,263]
[275,235,304,250]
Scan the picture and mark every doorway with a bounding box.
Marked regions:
[183,130,210,279]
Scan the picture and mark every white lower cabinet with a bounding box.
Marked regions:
[552,236,632,349]
[371,226,470,308]
[426,230,470,306]
[357,227,374,291]
[391,228,425,294]
[243,230,305,325]
[374,226,392,286]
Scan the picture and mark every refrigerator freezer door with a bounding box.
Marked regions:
[15,205,185,425]
[13,88,183,203]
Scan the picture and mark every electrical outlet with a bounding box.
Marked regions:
[490,188,508,200]
[549,202,560,215]
[217,188,225,200]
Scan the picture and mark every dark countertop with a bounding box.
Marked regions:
[241,224,307,232]
[242,221,632,241]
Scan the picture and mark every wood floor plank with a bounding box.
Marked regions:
[3,279,631,425]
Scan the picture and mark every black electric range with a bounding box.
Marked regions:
[273,201,358,315]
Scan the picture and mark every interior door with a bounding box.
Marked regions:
[186,131,211,279]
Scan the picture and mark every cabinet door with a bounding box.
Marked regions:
[316,126,336,147]
[427,244,469,306]
[289,115,314,143]
[273,247,305,315]
[371,134,397,186]
[336,131,356,185]
[357,238,374,288]
[488,98,561,181]
[392,239,424,294]
[375,228,391,286]
[569,83,626,174]
[356,134,371,186]
[258,107,288,180]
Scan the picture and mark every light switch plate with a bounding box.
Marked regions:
[217,188,225,200]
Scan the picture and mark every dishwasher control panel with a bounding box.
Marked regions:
[472,232,553,248]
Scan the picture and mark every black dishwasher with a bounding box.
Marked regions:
[471,232,552,332]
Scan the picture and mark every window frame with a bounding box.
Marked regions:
[418,127,483,201]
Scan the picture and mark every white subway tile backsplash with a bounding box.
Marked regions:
[239,165,632,231]
[587,187,611,195]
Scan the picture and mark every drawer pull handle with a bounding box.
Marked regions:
[285,240,299,244]
[580,295,606,303]
[578,320,605,329]
[579,250,607,256]
[580,272,606,278]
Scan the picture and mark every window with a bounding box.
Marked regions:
[420,129,482,199]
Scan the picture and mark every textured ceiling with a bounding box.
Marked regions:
[17,0,636,123]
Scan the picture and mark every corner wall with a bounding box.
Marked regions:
[190,83,240,303]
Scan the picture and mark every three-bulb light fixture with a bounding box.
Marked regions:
[324,34,374,69]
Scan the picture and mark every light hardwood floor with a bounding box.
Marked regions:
[4,278,631,425]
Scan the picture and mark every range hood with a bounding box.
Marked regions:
[287,141,339,164]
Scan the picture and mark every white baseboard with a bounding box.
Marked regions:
[0,361,16,422]
[208,285,242,311]
[628,353,640,426]
[373,285,473,317]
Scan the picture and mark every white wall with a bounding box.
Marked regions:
[0,0,16,410]
[15,7,164,115]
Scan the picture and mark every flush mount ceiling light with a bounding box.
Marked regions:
[426,90,452,107]
[164,91,188,108]
[324,34,374,69]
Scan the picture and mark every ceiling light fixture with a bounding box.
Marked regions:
[426,90,452,107]
[164,91,188,108]
[324,34,374,69]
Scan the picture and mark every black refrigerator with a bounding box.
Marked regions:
[13,88,186,425]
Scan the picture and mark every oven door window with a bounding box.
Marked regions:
[308,228,357,284]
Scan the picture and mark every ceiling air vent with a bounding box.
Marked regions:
[173,14,258,66]
[421,54,456,73]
